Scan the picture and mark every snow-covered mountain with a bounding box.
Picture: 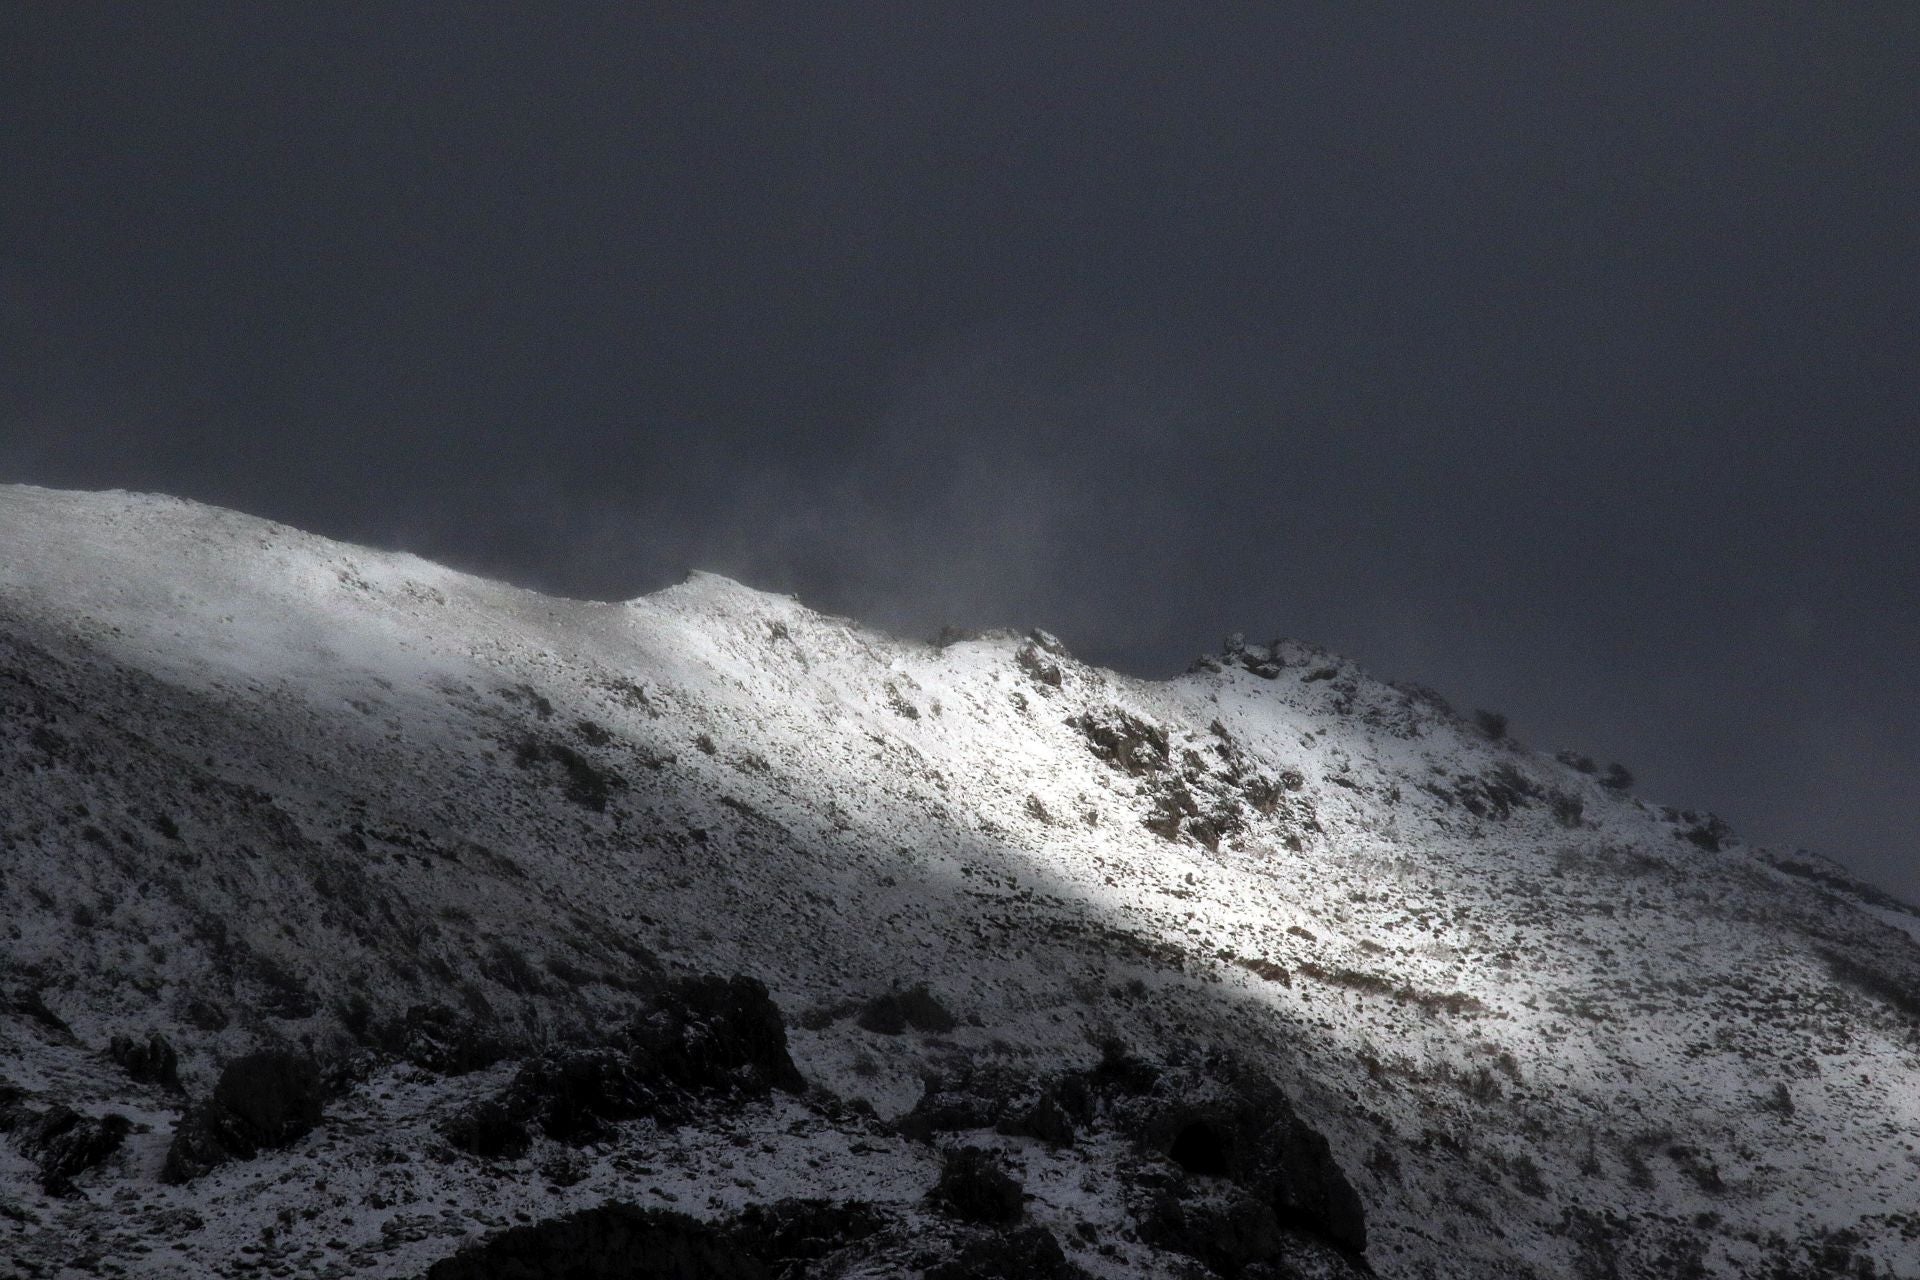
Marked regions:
[2,483,1916,1279]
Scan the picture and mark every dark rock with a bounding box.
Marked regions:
[1262,1112,1368,1256]
[213,1049,325,1143]
[515,1047,670,1145]
[924,1225,1094,1280]
[108,1032,182,1092]
[1082,1052,1367,1262]
[1143,1188,1288,1278]
[181,997,230,1031]
[930,1147,1025,1226]
[854,994,908,1035]
[1000,1093,1076,1147]
[442,972,803,1156]
[1067,709,1170,777]
[7,1104,131,1196]
[381,1003,510,1075]
[856,983,956,1036]
[725,1198,887,1270]
[900,1064,1080,1147]
[424,1199,886,1279]
[627,974,806,1096]
[0,1084,27,1131]
[440,1097,533,1160]
[10,989,71,1037]
[162,1050,325,1183]
[424,1203,766,1280]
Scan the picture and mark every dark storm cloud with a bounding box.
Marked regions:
[4,5,1916,894]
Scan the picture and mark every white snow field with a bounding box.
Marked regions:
[1,484,1916,1278]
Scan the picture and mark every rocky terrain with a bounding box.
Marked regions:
[1,484,1917,1278]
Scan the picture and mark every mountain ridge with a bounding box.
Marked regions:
[1,483,1916,1278]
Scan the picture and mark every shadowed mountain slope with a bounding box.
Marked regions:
[1,484,1916,1278]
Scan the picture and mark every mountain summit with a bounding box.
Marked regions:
[1,484,1915,1278]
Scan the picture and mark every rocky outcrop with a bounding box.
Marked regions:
[161,1050,325,1183]
[901,1062,1083,1146]
[442,973,803,1157]
[929,1147,1026,1225]
[107,1031,181,1092]
[423,1199,885,1279]
[924,1225,1094,1280]
[1112,1056,1368,1264]
[854,983,957,1035]
[902,1044,1369,1273]
[0,1092,131,1197]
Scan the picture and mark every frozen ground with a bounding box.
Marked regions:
[1,484,1916,1277]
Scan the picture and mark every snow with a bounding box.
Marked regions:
[1,483,1917,1278]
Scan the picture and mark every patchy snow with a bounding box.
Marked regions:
[1,483,1917,1278]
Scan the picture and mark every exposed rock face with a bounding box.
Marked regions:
[107,1032,182,1092]
[924,1225,1094,1280]
[1114,1057,1368,1262]
[0,1094,131,1197]
[902,1045,1369,1272]
[5,489,1920,1279]
[375,1004,508,1075]
[161,1050,325,1184]
[423,1203,767,1280]
[1067,706,1310,851]
[626,974,806,1097]
[423,1199,885,1280]
[854,983,957,1035]
[442,973,804,1157]
[929,1146,1026,1225]
[901,1062,1085,1147]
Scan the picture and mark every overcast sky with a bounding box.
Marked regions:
[4,5,1916,897]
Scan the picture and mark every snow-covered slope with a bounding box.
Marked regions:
[2,484,1917,1278]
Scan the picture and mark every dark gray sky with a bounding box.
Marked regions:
[4,5,1916,897]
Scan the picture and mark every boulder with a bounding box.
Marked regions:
[108,1032,182,1092]
[442,972,803,1156]
[6,1103,130,1196]
[925,1225,1094,1280]
[161,1050,324,1183]
[929,1147,1025,1226]
[424,1199,885,1280]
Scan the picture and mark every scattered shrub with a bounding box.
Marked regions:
[481,941,548,995]
[1550,792,1585,828]
[1555,751,1598,774]
[1676,812,1733,852]
[1473,709,1509,741]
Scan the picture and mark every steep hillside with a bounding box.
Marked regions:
[1,484,1916,1278]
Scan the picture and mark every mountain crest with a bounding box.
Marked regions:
[1,485,1915,1278]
